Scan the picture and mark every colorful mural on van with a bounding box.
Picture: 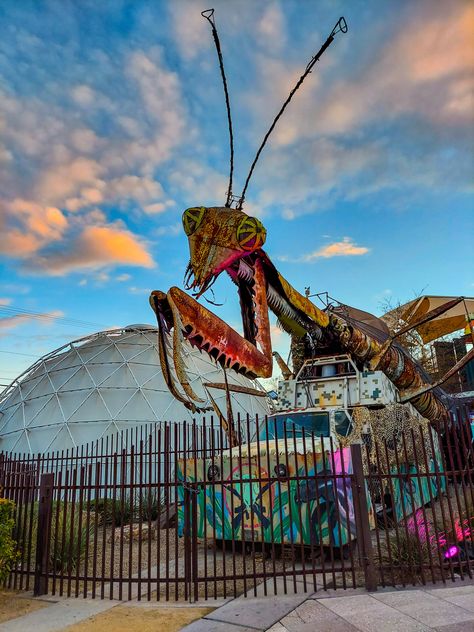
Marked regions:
[176,440,375,547]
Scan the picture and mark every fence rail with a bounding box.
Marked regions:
[1,407,473,601]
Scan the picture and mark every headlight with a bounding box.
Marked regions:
[274,463,288,478]
[207,464,220,481]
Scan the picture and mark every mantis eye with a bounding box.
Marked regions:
[182,207,205,236]
[237,216,266,251]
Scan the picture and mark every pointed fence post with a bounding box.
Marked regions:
[350,443,378,591]
[34,473,54,596]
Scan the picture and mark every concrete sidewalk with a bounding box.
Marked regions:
[1,581,474,632]
[182,582,474,632]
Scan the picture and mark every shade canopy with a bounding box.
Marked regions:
[389,296,474,344]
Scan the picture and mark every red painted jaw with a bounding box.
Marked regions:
[166,286,272,378]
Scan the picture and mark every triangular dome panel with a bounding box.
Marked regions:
[115,390,157,422]
[28,395,62,429]
[0,327,270,455]
[99,364,135,389]
[68,390,110,423]
[100,388,136,418]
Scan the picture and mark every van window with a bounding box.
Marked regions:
[262,412,330,440]
[334,410,354,437]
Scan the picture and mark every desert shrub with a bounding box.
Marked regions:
[134,489,165,522]
[91,491,165,525]
[16,500,94,572]
[379,513,439,584]
[90,496,133,527]
[380,530,435,584]
[0,498,19,582]
[50,507,95,572]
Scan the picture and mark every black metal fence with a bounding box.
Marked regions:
[0,408,473,601]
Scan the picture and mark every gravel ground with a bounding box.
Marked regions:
[0,590,49,624]
[21,485,471,601]
[45,523,363,600]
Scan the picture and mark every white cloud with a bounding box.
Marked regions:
[238,2,473,216]
[0,199,68,257]
[169,2,210,61]
[128,286,151,295]
[257,4,287,53]
[36,157,104,206]
[302,238,369,261]
[155,222,182,237]
[71,85,96,107]
[169,159,228,207]
[0,310,64,330]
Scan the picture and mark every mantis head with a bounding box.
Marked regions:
[182,206,267,296]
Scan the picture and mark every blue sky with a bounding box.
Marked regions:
[0,0,473,385]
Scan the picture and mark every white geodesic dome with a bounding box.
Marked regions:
[0,325,270,455]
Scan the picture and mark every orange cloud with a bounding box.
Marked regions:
[85,225,154,266]
[303,238,369,261]
[30,224,155,275]
[0,200,68,257]
[1,230,43,257]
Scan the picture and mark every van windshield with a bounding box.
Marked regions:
[261,412,330,440]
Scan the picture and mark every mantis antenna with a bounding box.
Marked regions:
[201,9,235,208]
[236,16,348,210]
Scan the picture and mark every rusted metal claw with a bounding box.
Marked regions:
[149,282,272,412]
[167,286,272,378]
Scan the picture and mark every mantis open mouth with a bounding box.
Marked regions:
[184,261,219,298]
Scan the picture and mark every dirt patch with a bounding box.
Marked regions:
[64,605,214,632]
[0,589,49,623]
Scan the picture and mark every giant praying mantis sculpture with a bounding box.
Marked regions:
[150,205,447,427]
[148,12,448,443]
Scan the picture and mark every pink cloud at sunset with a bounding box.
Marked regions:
[278,238,370,264]
[0,310,64,331]
[0,200,68,257]
[255,2,473,147]
[0,0,471,368]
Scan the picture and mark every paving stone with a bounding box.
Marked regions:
[434,623,474,632]
[280,599,358,632]
[313,586,399,599]
[240,576,317,598]
[427,584,474,600]
[181,619,257,632]
[374,590,474,628]
[265,624,289,632]
[434,593,474,614]
[205,592,309,631]
[430,583,474,614]
[319,594,430,632]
